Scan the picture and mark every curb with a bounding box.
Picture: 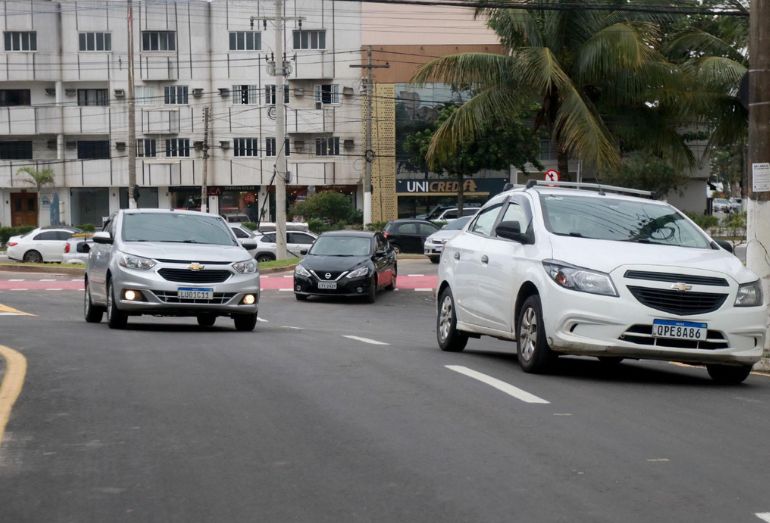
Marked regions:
[260,263,297,275]
[0,264,85,275]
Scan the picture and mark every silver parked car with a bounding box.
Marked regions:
[423,216,473,263]
[84,210,260,331]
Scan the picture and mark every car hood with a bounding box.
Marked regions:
[550,236,756,283]
[426,229,462,242]
[300,254,371,272]
[120,242,250,262]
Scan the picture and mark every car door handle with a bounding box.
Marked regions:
[481,255,489,264]
[454,252,460,260]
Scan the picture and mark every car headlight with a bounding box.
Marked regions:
[233,259,258,274]
[735,280,763,307]
[542,260,618,297]
[117,252,156,271]
[295,264,311,278]
[347,266,370,279]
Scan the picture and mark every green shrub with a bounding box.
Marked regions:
[77,223,96,232]
[685,212,718,230]
[0,225,36,245]
[242,222,258,231]
[307,218,331,234]
[365,221,388,232]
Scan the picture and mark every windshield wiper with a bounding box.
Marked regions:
[161,240,207,244]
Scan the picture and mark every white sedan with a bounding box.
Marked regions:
[7,227,80,263]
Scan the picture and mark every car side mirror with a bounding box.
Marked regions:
[714,239,734,253]
[76,242,91,253]
[241,240,257,250]
[92,232,113,245]
[496,221,530,244]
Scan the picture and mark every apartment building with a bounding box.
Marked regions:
[0,0,364,227]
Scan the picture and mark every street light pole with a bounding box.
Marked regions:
[127,0,137,209]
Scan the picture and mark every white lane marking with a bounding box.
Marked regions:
[40,279,56,282]
[0,312,23,316]
[278,289,292,292]
[415,288,433,292]
[343,335,390,346]
[283,275,293,278]
[45,288,63,291]
[406,274,424,277]
[646,458,670,462]
[11,289,28,291]
[257,317,269,323]
[8,279,24,282]
[755,513,770,522]
[445,365,550,404]
[553,413,573,416]
[71,278,81,282]
[281,326,303,330]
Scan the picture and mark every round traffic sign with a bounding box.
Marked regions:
[544,169,560,182]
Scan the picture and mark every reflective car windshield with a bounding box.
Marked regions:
[540,195,711,248]
[309,236,372,256]
[442,216,472,231]
[122,213,237,246]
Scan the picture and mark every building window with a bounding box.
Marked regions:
[77,140,110,160]
[4,31,36,51]
[164,85,188,105]
[315,84,340,105]
[316,137,340,156]
[0,141,32,159]
[292,30,325,50]
[165,138,190,157]
[79,32,111,51]
[264,84,289,105]
[229,31,261,51]
[135,86,156,105]
[233,138,259,157]
[137,139,156,158]
[232,84,259,105]
[77,89,109,106]
[265,138,290,157]
[141,31,176,51]
[0,89,31,106]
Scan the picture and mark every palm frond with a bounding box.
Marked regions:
[576,22,657,84]
[412,53,516,89]
[665,29,746,63]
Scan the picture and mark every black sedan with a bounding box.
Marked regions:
[382,219,439,253]
[293,231,397,303]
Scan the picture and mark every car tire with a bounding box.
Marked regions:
[295,293,308,301]
[197,314,217,327]
[436,287,468,352]
[83,278,104,323]
[23,250,42,263]
[429,256,440,264]
[233,313,257,331]
[517,295,555,373]
[366,277,377,303]
[106,280,128,329]
[706,364,753,384]
[387,265,397,290]
[256,253,275,263]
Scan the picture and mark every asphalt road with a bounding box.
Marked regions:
[1,259,770,523]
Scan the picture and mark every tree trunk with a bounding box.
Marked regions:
[456,172,464,215]
[557,150,570,182]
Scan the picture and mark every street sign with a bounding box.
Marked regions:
[544,169,560,182]
[753,163,770,192]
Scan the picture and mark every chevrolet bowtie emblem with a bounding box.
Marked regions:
[670,282,692,292]
[325,273,332,279]
[189,263,205,271]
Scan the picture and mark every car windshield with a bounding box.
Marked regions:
[122,213,237,246]
[540,194,711,248]
[442,216,472,231]
[309,236,372,256]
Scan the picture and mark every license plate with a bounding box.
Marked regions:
[178,287,214,300]
[317,281,337,290]
[652,319,707,341]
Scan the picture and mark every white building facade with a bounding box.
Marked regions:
[0,0,364,227]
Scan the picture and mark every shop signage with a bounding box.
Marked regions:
[397,178,508,194]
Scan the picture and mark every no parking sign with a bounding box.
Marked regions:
[544,169,560,182]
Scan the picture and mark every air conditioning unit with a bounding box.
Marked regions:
[65,88,76,97]
[113,89,126,98]
[44,88,56,97]
[294,140,305,152]
[343,139,355,149]
[192,88,203,98]
[219,140,230,149]
[218,87,230,97]
[294,87,305,97]
[315,101,323,110]
[342,86,354,97]
[115,141,126,151]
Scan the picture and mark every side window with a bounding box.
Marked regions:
[499,201,532,234]
[419,223,438,236]
[469,204,504,237]
[443,211,458,220]
[463,208,479,216]
[232,228,248,239]
[289,233,314,245]
[57,231,74,240]
[397,223,417,234]
[262,233,276,243]
[33,231,58,241]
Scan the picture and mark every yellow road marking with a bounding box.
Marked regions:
[0,304,33,316]
[0,345,27,445]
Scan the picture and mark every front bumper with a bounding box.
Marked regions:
[424,242,444,257]
[294,273,373,297]
[541,283,767,366]
[111,265,260,316]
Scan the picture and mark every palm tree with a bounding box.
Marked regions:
[16,167,56,224]
[413,3,693,176]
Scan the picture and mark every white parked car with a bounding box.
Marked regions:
[424,216,473,263]
[6,227,81,263]
[230,225,259,258]
[436,181,767,384]
[62,237,93,264]
[255,230,317,262]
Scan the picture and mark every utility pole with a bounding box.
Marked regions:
[747,0,770,369]
[126,0,137,209]
[252,1,302,260]
[351,46,389,226]
[200,106,210,213]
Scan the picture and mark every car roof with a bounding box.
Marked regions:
[319,230,376,238]
[388,219,437,224]
[507,185,671,207]
[120,209,221,217]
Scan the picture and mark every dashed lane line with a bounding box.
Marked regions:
[415,288,433,292]
[0,345,27,445]
[342,335,390,346]
[446,365,550,404]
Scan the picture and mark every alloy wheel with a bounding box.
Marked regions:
[519,307,537,362]
[438,294,453,343]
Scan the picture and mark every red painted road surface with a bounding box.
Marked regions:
[0,274,438,292]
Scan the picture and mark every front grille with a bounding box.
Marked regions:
[158,268,232,283]
[627,286,727,315]
[625,270,729,287]
[310,270,345,281]
[620,324,728,350]
[153,291,237,305]
[155,259,231,265]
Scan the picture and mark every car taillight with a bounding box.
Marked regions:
[64,242,71,253]
[8,241,17,247]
